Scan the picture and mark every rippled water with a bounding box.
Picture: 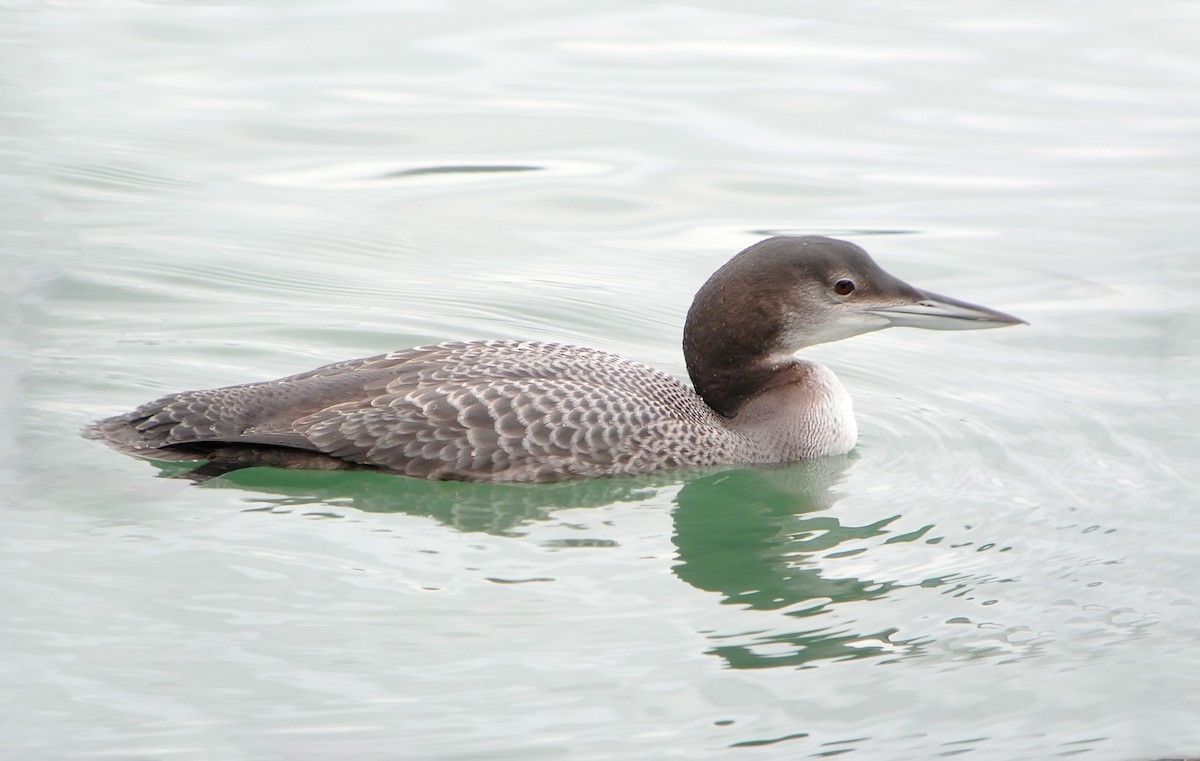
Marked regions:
[5,2,1199,759]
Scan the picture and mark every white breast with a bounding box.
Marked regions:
[727,359,858,461]
[799,360,858,456]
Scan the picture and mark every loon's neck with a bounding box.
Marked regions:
[685,354,794,418]
[682,267,796,418]
[681,241,822,418]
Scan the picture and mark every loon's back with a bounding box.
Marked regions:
[87,340,752,482]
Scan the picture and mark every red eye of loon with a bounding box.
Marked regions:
[834,279,856,296]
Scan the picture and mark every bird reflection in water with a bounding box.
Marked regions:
[163,456,938,669]
[669,458,923,669]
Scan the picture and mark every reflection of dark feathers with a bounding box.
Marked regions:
[177,458,851,537]
[185,465,694,534]
[87,341,760,482]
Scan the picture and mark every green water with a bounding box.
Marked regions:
[4,2,1199,759]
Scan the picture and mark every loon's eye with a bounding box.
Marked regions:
[834,279,856,296]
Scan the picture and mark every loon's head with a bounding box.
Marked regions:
[687,235,1023,353]
[683,235,1025,415]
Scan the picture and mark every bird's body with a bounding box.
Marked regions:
[87,236,1023,482]
[89,341,856,482]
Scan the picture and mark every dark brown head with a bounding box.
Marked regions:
[683,236,1024,417]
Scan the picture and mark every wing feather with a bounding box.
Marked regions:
[87,341,732,480]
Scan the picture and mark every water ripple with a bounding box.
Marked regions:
[244,158,611,188]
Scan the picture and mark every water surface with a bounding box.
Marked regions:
[4,2,1199,759]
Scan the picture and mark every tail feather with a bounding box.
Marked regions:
[83,411,208,462]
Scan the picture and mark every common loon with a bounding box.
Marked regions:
[87,236,1024,482]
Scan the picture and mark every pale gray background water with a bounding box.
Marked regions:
[3,2,1199,759]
